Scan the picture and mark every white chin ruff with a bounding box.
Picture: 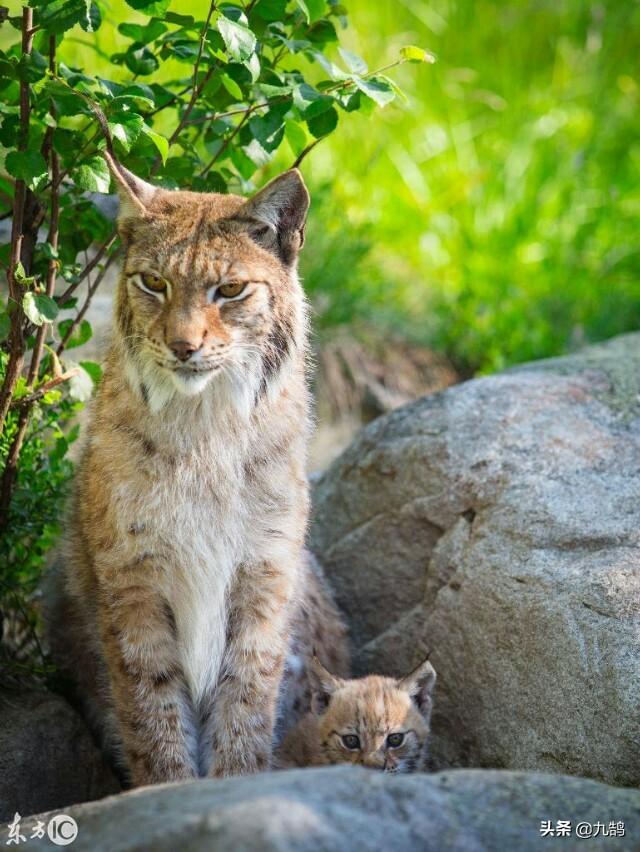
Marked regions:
[169,369,215,397]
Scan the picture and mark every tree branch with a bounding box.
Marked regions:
[9,370,80,411]
[0,7,34,434]
[56,230,118,306]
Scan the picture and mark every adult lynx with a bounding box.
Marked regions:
[47,157,348,785]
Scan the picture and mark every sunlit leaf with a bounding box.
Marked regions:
[354,76,395,107]
[400,45,436,64]
[71,156,111,193]
[23,292,59,326]
[217,15,256,62]
[338,47,367,75]
[295,0,326,23]
[141,124,169,162]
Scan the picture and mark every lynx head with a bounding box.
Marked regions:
[105,153,309,413]
[309,657,436,773]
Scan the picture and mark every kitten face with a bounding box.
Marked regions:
[311,659,436,773]
[106,157,309,411]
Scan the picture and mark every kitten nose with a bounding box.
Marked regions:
[168,339,199,362]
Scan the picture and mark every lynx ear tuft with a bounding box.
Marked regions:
[398,659,437,719]
[309,656,342,715]
[104,151,156,223]
[237,169,310,265]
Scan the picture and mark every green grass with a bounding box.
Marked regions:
[301,0,640,372]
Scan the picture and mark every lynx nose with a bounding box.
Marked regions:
[168,339,199,362]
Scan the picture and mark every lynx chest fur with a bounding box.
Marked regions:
[47,160,347,786]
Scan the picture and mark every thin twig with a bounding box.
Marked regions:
[9,370,80,410]
[200,111,251,177]
[291,137,322,168]
[56,231,118,306]
[57,250,119,356]
[151,2,218,174]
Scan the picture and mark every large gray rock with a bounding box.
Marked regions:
[21,768,640,851]
[0,689,119,822]
[309,333,640,786]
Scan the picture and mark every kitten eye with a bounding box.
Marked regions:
[140,273,168,294]
[218,281,246,299]
[341,734,361,750]
[386,733,405,748]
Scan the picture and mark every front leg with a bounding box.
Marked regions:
[99,565,197,786]
[208,558,295,777]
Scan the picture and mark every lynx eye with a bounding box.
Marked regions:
[218,281,246,299]
[386,732,405,748]
[341,734,361,750]
[140,272,168,294]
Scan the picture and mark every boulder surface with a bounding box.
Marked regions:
[0,689,119,822]
[309,333,640,785]
[20,767,640,851]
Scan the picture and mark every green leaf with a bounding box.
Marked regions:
[119,20,167,44]
[220,72,243,100]
[141,124,169,162]
[0,312,10,342]
[14,261,34,287]
[400,45,436,64]
[5,150,48,190]
[307,105,338,138]
[108,112,144,153]
[79,2,101,32]
[36,0,99,34]
[253,0,287,22]
[80,360,103,384]
[164,12,196,25]
[354,77,396,107]
[217,15,256,62]
[23,292,58,326]
[124,45,159,76]
[124,0,171,16]
[284,119,307,156]
[40,242,59,261]
[295,0,326,23]
[57,319,93,349]
[243,138,271,167]
[338,47,367,75]
[71,156,111,193]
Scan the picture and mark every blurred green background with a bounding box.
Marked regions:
[25,0,640,374]
[304,0,640,373]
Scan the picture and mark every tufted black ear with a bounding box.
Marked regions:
[104,151,156,223]
[309,656,342,715]
[398,659,437,719]
[235,169,310,266]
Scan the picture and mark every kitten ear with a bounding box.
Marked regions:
[309,656,341,715]
[104,151,156,222]
[236,169,310,266]
[398,659,437,719]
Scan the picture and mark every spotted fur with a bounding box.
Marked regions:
[46,159,349,785]
[276,659,436,773]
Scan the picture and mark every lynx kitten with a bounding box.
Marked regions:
[277,658,437,773]
[47,156,348,785]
